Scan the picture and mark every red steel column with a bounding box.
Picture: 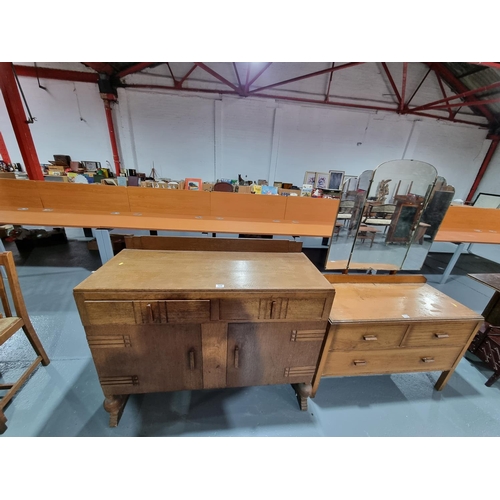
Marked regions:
[102,95,121,176]
[466,136,500,203]
[0,132,12,163]
[0,63,43,180]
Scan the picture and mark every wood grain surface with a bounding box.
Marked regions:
[74,250,335,292]
[327,283,483,323]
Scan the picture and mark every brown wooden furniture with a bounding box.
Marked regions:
[385,195,425,244]
[333,222,343,240]
[0,179,340,238]
[414,222,431,245]
[356,224,379,248]
[0,251,50,434]
[73,250,335,426]
[124,235,303,253]
[469,273,500,326]
[468,323,500,387]
[213,182,234,192]
[311,274,482,397]
[434,206,500,284]
[466,273,500,386]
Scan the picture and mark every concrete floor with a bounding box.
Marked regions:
[2,231,500,437]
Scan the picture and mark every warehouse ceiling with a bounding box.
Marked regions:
[13,62,500,130]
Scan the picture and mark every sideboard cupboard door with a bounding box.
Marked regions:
[90,324,203,395]
[226,322,326,387]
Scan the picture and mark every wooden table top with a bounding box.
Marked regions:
[74,250,334,292]
[328,282,482,323]
[434,229,500,244]
[468,273,500,292]
[0,208,333,238]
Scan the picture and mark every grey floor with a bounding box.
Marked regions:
[2,229,500,437]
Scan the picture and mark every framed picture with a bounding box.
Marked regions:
[82,161,100,172]
[315,172,330,190]
[185,178,202,191]
[262,185,278,195]
[301,184,313,197]
[328,170,345,190]
[304,171,316,186]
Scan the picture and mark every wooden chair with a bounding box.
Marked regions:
[0,251,50,434]
[337,200,354,226]
[363,204,396,233]
[468,323,500,387]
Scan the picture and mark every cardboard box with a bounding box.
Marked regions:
[0,172,16,180]
[202,182,214,192]
[47,165,65,175]
[237,185,252,194]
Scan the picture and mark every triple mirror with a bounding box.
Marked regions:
[326,159,455,272]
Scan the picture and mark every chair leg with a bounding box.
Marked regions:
[0,410,7,434]
[22,322,50,366]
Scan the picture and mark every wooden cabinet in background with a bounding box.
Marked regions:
[74,250,335,426]
[385,195,425,244]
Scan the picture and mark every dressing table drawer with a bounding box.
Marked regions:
[330,322,408,351]
[323,346,463,377]
[402,321,478,348]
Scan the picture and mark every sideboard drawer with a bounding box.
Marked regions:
[219,299,262,320]
[85,301,137,325]
[403,321,478,348]
[219,297,327,321]
[323,346,463,377]
[137,300,211,324]
[85,299,211,325]
[330,322,408,351]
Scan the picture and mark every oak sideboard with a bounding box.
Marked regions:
[74,249,335,426]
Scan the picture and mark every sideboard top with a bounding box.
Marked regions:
[74,249,334,293]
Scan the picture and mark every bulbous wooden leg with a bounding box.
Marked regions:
[103,395,129,427]
[292,383,312,411]
[0,410,7,435]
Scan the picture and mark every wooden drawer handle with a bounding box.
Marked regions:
[434,333,449,339]
[421,357,435,363]
[234,346,239,369]
[363,335,378,341]
[189,349,195,370]
[147,303,155,322]
[353,360,367,366]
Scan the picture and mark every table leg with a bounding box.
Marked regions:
[440,242,466,284]
[103,394,129,427]
[434,370,452,391]
[292,382,312,411]
[92,229,114,265]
